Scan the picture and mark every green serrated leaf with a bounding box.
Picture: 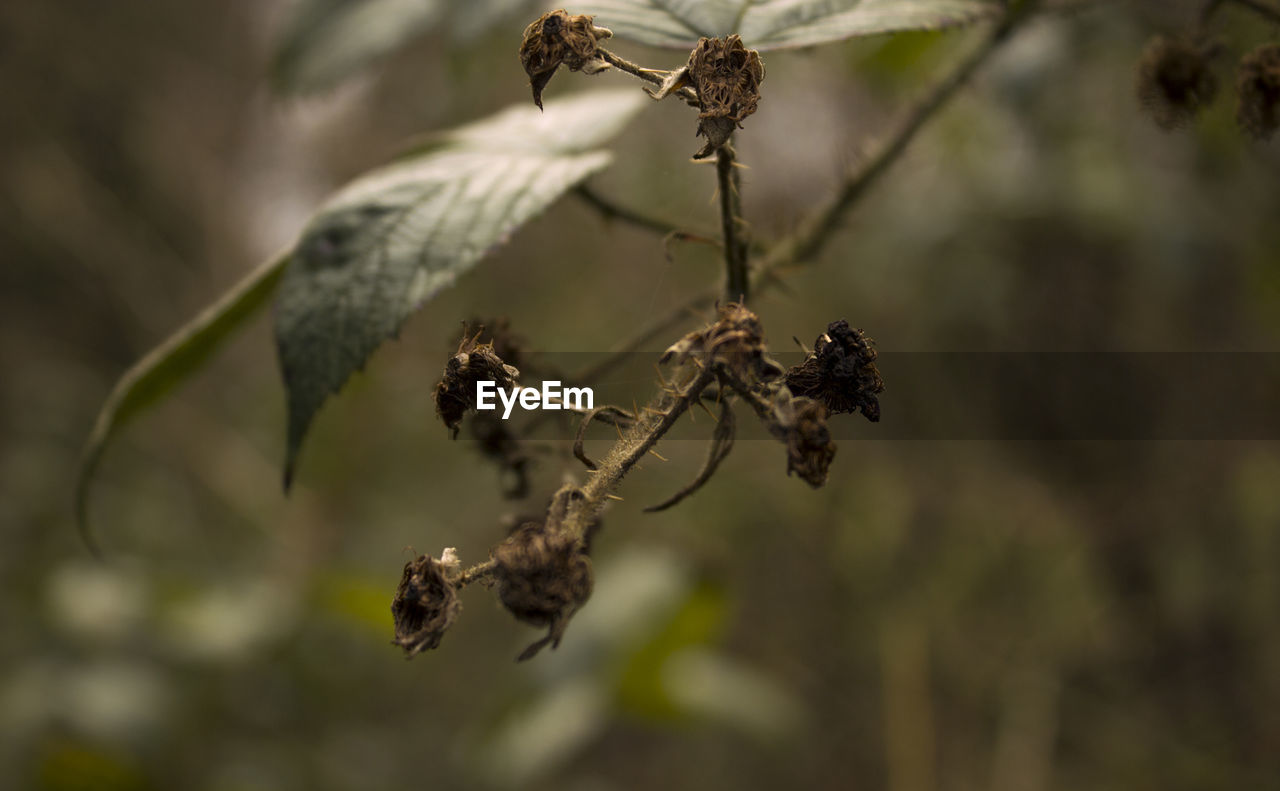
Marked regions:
[565,0,999,50]
[75,252,290,554]
[276,89,648,486]
[272,0,446,95]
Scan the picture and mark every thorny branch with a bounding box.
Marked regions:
[567,9,1027,391]
[717,142,750,302]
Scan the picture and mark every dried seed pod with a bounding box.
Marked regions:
[777,394,836,488]
[785,320,884,422]
[1135,35,1218,131]
[1236,44,1280,141]
[492,521,593,660]
[519,10,612,109]
[687,36,764,158]
[434,328,520,438]
[391,552,461,657]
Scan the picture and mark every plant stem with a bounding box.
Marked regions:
[573,185,682,236]
[568,11,1026,388]
[558,363,717,541]
[598,49,700,105]
[1223,0,1280,24]
[759,15,1018,274]
[717,142,750,302]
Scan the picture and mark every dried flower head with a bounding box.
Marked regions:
[1136,35,1218,131]
[1236,44,1280,141]
[785,320,884,422]
[687,35,765,158]
[391,552,461,657]
[662,302,782,383]
[492,521,593,660]
[519,10,612,109]
[776,394,836,488]
[434,328,520,438]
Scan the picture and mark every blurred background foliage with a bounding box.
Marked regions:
[4,0,1280,789]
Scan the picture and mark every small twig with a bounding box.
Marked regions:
[717,142,750,302]
[574,185,683,237]
[598,48,700,106]
[555,363,717,542]
[456,558,497,588]
[1225,0,1280,24]
[758,13,1020,275]
[645,397,735,512]
[573,405,637,470]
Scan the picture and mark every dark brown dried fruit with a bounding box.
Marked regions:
[391,553,461,657]
[780,396,836,488]
[1136,35,1218,131]
[492,521,593,661]
[785,320,884,422]
[688,36,764,158]
[434,329,520,438]
[1236,44,1280,141]
[519,10,612,109]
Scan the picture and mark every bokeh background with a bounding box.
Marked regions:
[4,0,1280,789]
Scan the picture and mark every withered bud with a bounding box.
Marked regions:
[434,328,520,438]
[662,302,781,384]
[776,394,836,488]
[1136,35,1218,131]
[688,35,764,158]
[466,316,526,371]
[492,521,593,660]
[519,10,612,109]
[391,552,461,657]
[1236,44,1280,141]
[785,320,884,422]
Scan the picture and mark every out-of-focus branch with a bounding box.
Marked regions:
[573,185,682,237]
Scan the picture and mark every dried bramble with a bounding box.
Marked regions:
[688,36,765,158]
[1135,35,1218,131]
[778,395,836,488]
[492,521,593,661]
[391,552,461,657]
[519,10,612,109]
[785,320,884,422]
[1236,44,1280,141]
[434,328,520,438]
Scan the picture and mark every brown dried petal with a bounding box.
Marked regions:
[519,10,612,109]
[785,320,884,422]
[1237,44,1280,141]
[1136,35,1217,131]
[492,522,593,660]
[391,554,461,657]
[434,329,520,438]
[687,35,764,158]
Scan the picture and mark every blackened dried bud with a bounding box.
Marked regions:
[785,320,884,422]
[1136,35,1218,131]
[1236,44,1280,141]
[434,329,520,438]
[492,521,593,660]
[391,551,461,657]
[778,395,836,488]
[688,36,764,159]
[519,10,612,109]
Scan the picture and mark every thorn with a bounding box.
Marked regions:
[696,399,716,420]
[615,422,625,440]
[606,494,624,501]
[649,449,669,461]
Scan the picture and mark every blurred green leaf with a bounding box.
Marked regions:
[275,90,648,485]
[566,0,1000,50]
[271,0,446,95]
[75,252,289,555]
[615,580,728,721]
